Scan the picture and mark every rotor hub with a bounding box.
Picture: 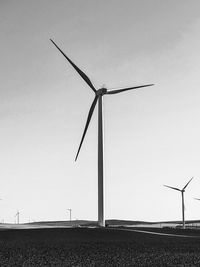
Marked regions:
[96,88,107,96]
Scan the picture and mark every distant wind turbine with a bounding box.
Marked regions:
[15,210,20,224]
[164,177,194,229]
[50,39,154,227]
[67,208,72,221]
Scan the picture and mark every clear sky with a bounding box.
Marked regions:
[1,0,200,223]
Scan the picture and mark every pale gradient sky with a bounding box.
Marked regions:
[1,0,200,223]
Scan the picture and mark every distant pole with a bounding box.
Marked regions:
[67,209,72,221]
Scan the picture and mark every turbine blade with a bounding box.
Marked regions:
[194,198,200,201]
[75,96,99,161]
[50,39,96,93]
[164,185,181,192]
[182,177,194,190]
[106,84,154,95]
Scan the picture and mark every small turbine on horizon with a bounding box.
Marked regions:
[15,210,20,224]
[164,177,194,229]
[50,39,154,227]
[67,208,72,221]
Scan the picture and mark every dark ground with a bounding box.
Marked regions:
[0,227,200,266]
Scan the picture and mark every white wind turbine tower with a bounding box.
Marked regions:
[50,39,154,227]
[164,177,194,229]
[15,211,20,224]
[67,208,72,221]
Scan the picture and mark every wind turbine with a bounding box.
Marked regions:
[164,177,194,229]
[67,208,72,221]
[15,210,20,224]
[50,39,154,227]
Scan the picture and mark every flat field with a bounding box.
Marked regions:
[0,227,200,266]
